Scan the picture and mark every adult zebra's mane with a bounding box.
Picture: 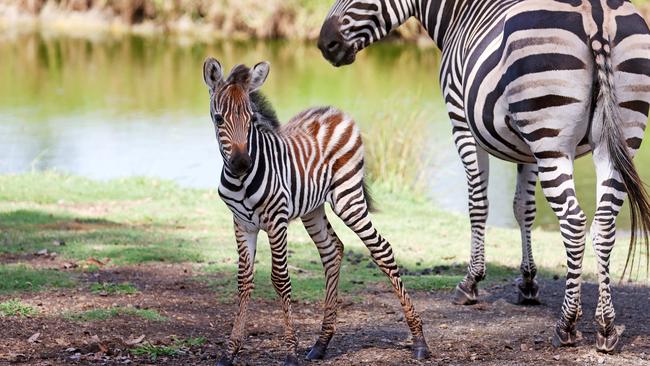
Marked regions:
[250,91,281,131]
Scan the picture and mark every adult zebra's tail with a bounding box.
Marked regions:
[591,36,650,278]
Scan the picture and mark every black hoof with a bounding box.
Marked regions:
[551,324,577,348]
[305,341,327,360]
[516,278,541,305]
[453,282,478,305]
[285,354,300,366]
[412,337,431,360]
[596,327,619,353]
[216,353,233,366]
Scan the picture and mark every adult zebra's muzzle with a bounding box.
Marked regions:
[318,16,356,67]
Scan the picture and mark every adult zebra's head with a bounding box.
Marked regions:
[319,0,415,66]
[203,58,270,177]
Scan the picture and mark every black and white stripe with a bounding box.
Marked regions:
[320,0,650,353]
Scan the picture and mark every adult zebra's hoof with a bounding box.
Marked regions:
[551,324,577,348]
[216,353,233,366]
[284,354,301,366]
[596,327,619,353]
[516,278,541,305]
[305,341,327,360]
[412,337,431,360]
[453,282,478,305]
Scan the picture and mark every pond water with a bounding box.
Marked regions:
[1,32,649,230]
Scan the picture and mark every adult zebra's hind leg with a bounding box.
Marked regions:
[514,164,541,305]
[453,128,490,305]
[536,158,587,348]
[301,206,344,360]
[590,151,626,352]
[329,183,430,360]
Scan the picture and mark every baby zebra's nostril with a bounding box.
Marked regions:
[327,41,340,52]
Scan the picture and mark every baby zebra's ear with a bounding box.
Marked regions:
[248,61,270,92]
[203,57,224,93]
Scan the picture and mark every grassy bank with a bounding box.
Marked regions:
[0,172,646,303]
[0,0,428,42]
[2,0,648,42]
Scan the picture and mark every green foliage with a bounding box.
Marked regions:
[0,265,74,294]
[66,307,166,322]
[90,282,139,295]
[0,299,38,317]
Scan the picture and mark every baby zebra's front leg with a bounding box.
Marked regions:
[301,206,344,360]
[267,221,300,366]
[217,222,258,366]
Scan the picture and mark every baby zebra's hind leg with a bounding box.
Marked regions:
[301,206,344,360]
[329,184,431,360]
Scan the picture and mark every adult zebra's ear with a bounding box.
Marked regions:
[248,61,270,92]
[203,57,224,93]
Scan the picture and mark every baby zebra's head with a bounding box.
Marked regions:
[202,58,271,177]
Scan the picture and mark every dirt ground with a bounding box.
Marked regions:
[1,263,649,366]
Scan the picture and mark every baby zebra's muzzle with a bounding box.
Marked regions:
[229,149,252,177]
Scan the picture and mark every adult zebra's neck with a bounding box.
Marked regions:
[414,0,469,50]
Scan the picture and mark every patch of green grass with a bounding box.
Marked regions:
[130,337,207,361]
[1,172,647,306]
[0,299,38,317]
[66,307,166,322]
[90,282,139,295]
[0,264,75,294]
[130,343,177,360]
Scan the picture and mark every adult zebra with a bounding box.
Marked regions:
[318,0,650,352]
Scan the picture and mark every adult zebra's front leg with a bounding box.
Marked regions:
[452,126,490,305]
[514,164,541,305]
[217,222,258,366]
[267,221,300,366]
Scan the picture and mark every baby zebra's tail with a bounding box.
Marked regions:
[362,177,376,213]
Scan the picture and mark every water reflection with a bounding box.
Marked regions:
[1,33,647,230]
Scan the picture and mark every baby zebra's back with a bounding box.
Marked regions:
[203,58,429,366]
[280,106,368,218]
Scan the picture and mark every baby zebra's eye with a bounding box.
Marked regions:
[250,113,258,123]
[214,113,225,126]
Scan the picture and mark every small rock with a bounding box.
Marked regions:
[553,355,560,361]
[520,343,528,351]
[28,332,41,343]
[35,249,48,256]
[52,240,66,246]
[597,356,605,364]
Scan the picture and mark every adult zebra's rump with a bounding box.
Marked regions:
[319,0,650,353]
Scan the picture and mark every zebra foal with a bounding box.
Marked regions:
[202,58,430,365]
[319,0,650,353]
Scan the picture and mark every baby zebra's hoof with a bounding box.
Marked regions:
[596,327,619,353]
[412,336,431,360]
[551,324,577,348]
[516,278,541,305]
[285,354,301,366]
[305,341,327,360]
[453,282,478,305]
[216,353,233,366]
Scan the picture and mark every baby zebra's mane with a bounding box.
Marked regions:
[250,91,280,130]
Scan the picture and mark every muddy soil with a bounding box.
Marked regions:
[0,263,648,365]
